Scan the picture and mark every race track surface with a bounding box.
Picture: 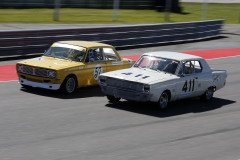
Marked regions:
[1,48,240,82]
[0,56,240,160]
[0,24,240,160]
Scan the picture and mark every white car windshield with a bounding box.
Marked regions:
[134,55,180,74]
[44,43,87,62]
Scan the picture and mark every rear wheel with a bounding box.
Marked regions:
[201,87,214,101]
[107,95,121,103]
[157,91,169,109]
[61,75,77,94]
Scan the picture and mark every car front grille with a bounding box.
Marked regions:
[107,78,143,92]
[21,65,49,78]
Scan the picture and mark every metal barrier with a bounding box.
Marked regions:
[0,19,223,58]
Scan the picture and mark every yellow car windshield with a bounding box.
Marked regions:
[44,43,87,62]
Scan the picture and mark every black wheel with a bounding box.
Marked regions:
[201,87,214,101]
[157,91,169,109]
[61,75,77,94]
[107,95,120,103]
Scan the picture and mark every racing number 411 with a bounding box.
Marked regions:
[182,79,195,92]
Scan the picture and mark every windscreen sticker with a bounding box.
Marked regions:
[93,64,103,80]
[52,42,86,51]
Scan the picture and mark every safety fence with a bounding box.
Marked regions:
[0,19,223,58]
[0,0,154,9]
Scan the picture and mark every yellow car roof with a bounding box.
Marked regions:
[56,41,113,48]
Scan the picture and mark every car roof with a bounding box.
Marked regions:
[56,41,113,48]
[143,51,203,61]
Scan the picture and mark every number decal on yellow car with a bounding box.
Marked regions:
[94,64,103,80]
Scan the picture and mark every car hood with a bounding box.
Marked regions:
[101,67,179,84]
[17,56,84,70]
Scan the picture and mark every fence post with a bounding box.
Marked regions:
[54,0,61,21]
[201,0,208,21]
[113,0,120,21]
[165,0,172,22]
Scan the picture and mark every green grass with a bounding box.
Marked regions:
[0,3,240,23]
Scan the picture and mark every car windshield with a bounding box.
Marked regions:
[134,55,180,74]
[44,43,87,62]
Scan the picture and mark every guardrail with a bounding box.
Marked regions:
[0,19,223,58]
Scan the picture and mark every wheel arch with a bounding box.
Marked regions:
[162,89,171,101]
[62,73,78,88]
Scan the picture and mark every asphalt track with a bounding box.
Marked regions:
[1,48,240,82]
[0,24,240,160]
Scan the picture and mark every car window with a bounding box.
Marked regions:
[194,61,202,73]
[183,60,202,74]
[134,55,179,74]
[44,43,87,62]
[183,61,194,74]
[85,48,104,63]
[102,48,119,61]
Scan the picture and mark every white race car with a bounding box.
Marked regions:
[99,51,227,109]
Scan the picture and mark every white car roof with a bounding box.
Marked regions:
[143,51,203,61]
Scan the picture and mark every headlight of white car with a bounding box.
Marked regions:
[99,76,107,84]
[143,84,151,93]
[48,70,56,78]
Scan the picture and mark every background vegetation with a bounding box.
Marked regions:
[0,3,239,23]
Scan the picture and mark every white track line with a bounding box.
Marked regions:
[207,55,240,60]
[0,80,18,83]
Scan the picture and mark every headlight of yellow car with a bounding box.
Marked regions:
[17,64,23,72]
[48,70,56,78]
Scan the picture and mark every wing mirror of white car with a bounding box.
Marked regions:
[180,73,185,77]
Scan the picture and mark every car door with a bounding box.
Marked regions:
[176,61,199,100]
[102,47,124,72]
[81,47,107,86]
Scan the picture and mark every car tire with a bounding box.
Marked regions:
[201,87,214,101]
[61,75,77,94]
[157,91,169,109]
[107,95,120,103]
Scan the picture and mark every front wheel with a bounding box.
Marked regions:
[201,87,214,101]
[107,95,121,103]
[61,76,77,94]
[157,92,169,109]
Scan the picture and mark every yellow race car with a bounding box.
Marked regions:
[16,41,135,94]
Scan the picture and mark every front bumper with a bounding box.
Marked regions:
[100,85,151,102]
[19,78,61,90]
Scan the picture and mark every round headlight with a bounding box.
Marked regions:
[17,64,22,72]
[143,84,151,92]
[48,70,56,78]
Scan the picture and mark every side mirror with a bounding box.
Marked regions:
[180,73,185,77]
[42,50,46,56]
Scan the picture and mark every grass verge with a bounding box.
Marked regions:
[0,3,239,23]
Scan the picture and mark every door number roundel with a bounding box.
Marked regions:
[94,64,103,80]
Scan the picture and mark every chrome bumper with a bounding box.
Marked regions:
[100,85,151,102]
[19,78,61,90]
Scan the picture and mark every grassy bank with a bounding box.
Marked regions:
[0,3,239,23]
